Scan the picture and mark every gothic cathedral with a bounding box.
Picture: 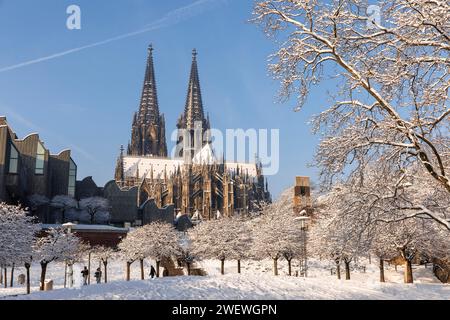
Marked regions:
[115,45,271,220]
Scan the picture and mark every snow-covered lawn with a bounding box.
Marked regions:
[1,259,448,300]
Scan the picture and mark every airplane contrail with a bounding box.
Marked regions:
[0,0,225,73]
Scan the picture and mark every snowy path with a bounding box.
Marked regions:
[3,274,449,300]
[1,259,448,300]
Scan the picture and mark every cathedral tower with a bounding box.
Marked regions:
[176,49,211,160]
[128,45,167,157]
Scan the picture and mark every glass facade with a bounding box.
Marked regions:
[8,143,19,174]
[68,158,77,197]
[35,142,45,175]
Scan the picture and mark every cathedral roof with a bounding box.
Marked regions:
[122,155,259,179]
[123,156,183,180]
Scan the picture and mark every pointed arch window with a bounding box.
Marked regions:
[35,142,45,175]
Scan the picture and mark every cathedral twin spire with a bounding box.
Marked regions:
[177,49,210,131]
[128,45,167,157]
[128,45,209,158]
[138,45,160,125]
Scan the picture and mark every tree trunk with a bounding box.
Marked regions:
[64,262,67,288]
[187,262,191,276]
[4,268,7,288]
[40,262,48,291]
[344,261,351,280]
[395,264,398,272]
[273,258,278,276]
[156,260,160,278]
[126,262,131,281]
[404,260,414,284]
[103,260,108,283]
[220,259,225,275]
[88,252,91,285]
[336,263,341,280]
[237,260,241,274]
[379,259,385,283]
[287,259,292,276]
[368,254,371,264]
[10,263,14,287]
[140,259,144,280]
[25,263,31,295]
[0,267,3,285]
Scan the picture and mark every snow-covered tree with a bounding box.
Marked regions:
[310,165,449,283]
[376,167,449,230]
[189,218,251,274]
[142,222,181,277]
[27,194,49,222]
[50,195,78,224]
[79,197,110,224]
[177,248,195,276]
[63,241,89,288]
[309,184,372,280]
[119,222,180,280]
[253,0,450,229]
[228,217,253,274]
[92,246,116,283]
[0,203,39,293]
[27,194,49,211]
[251,214,280,276]
[252,188,306,276]
[175,233,196,275]
[370,223,398,283]
[34,228,82,290]
[118,227,149,281]
[249,199,271,217]
[377,219,448,284]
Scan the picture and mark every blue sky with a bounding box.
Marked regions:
[0,0,330,199]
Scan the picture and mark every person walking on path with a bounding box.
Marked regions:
[149,265,156,279]
[81,266,89,285]
[94,268,102,284]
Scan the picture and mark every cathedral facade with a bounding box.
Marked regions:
[115,45,271,220]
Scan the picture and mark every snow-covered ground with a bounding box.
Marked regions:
[1,258,448,300]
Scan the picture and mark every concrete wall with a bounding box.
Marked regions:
[141,199,174,225]
[103,180,139,226]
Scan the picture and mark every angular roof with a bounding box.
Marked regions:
[192,143,216,165]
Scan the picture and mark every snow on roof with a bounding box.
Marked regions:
[225,162,258,177]
[192,210,201,220]
[176,212,184,220]
[192,144,216,165]
[123,156,183,179]
[41,224,128,232]
[123,156,259,179]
